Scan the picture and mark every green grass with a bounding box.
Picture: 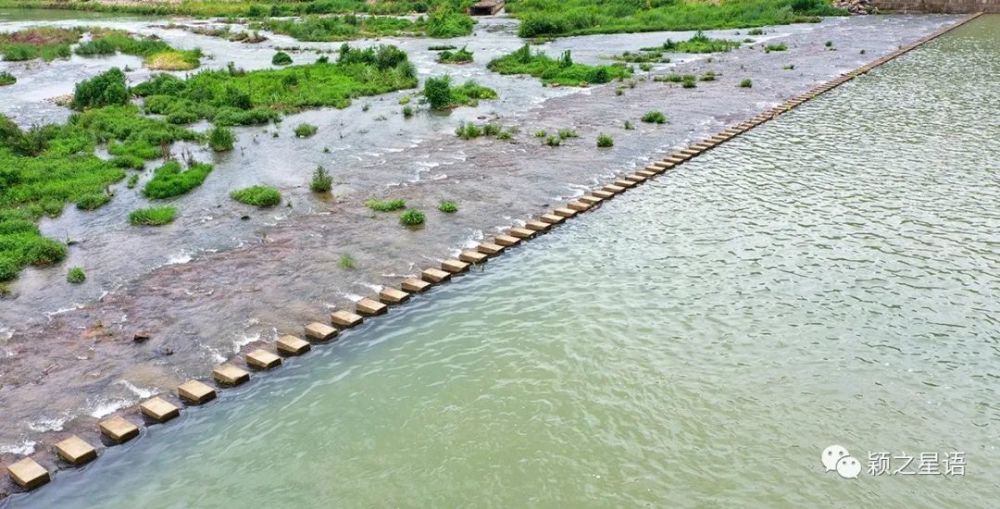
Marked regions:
[437,46,473,64]
[0,27,80,62]
[642,111,667,124]
[748,28,765,35]
[133,44,418,126]
[366,198,406,212]
[231,185,281,207]
[310,165,333,193]
[400,208,425,226]
[251,9,473,41]
[294,123,318,137]
[438,200,458,213]
[402,105,414,118]
[66,266,85,284]
[129,206,176,226]
[765,42,788,52]
[596,133,614,148]
[700,71,717,81]
[424,75,497,110]
[75,192,111,210]
[71,67,129,111]
[126,174,139,188]
[142,160,213,199]
[208,126,235,152]
[74,28,201,70]
[739,78,753,88]
[0,0,477,19]
[545,135,561,147]
[488,45,631,86]
[338,254,355,269]
[507,0,844,38]
[0,71,14,86]
[428,45,457,51]
[624,120,634,130]
[272,51,293,65]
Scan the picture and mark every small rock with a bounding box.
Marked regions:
[133,332,151,343]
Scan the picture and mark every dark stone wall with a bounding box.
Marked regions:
[872,0,999,12]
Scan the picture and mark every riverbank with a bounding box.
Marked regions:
[0,12,966,498]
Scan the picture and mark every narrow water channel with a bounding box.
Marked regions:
[7,15,999,509]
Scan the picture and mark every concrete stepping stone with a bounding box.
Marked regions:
[421,267,451,283]
[177,380,216,405]
[477,242,504,256]
[357,297,388,315]
[331,310,363,328]
[459,250,488,264]
[614,179,636,188]
[277,335,310,356]
[304,322,338,341]
[539,213,564,224]
[602,184,625,194]
[635,170,657,178]
[379,288,410,305]
[441,259,470,273]
[493,234,521,247]
[624,174,646,184]
[592,190,614,199]
[55,435,97,466]
[508,227,534,239]
[579,195,603,205]
[212,364,250,386]
[99,415,139,444]
[140,397,180,423]
[567,201,590,212]
[525,220,550,232]
[6,458,49,490]
[246,349,282,370]
[401,278,431,293]
[553,207,578,218]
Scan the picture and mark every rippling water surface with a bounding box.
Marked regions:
[10,15,1000,509]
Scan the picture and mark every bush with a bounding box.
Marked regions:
[624,120,634,130]
[67,266,86,284]
[71,68,128,110]
[402,105,414,118]
[0,71,14,86]
[338,254,355,269]
[455,122,483,140]
[545,135,561,147]
[366,198,406,212]
[437,46,473,64]
[487,44,631,87]
[765,43,788,52]
[426,8,474,38]
[424,75,452,110]
[310,165,333,193]
[438,201,458,213]
[272,51,293,65]
[76,192,111,210]
[739,78,753,88]
[208,125,235,152]
[294,123,318,137]
[129,206,176,225]
[143,161,213,199]
[597,133,614,148]
[558,128,577,140]
[231,185,282,207]
[642,111,667,124]
[400,208,425,226]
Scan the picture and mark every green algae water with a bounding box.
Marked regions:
[10,16,1000,508]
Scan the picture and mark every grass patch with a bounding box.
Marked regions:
[596,133,614,148]
[75,28,201,70]
[126,174,139,188]
[142,160,213,199]
[129,206,176,226]
[208,125,235,152]
[428,44,457,51]
[338,254,355,269]
[72,68,129,110]
[739,78,753,88]
[438,200,458,213]
[748,28,765,35]
[700,71,717,81]
[402,105,414,118]
[231,185,281,208]
[507,0,844,38]
[252,8,473,41]
[400,208,425,226]
[437,46,473,64]
[765,42,788,52]
[783,64,795,70]
[624,120,634,130]
[294,123,318,138]
[488,45,631,86]
[642,111,667,124]
[366,198,406,212]
[132,44,418,126]
[66,266,85,284]
[424,75,497,109]
[75,192,111,210]
[0,27,80,62]
[272,51,293,66]
[0,71,14,86]
[310,165,333,193]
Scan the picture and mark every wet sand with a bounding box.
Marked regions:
[0,12,962,496]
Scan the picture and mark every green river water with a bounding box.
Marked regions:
[10,15,1000,509]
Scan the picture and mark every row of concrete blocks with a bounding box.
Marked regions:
[4,12,985,493]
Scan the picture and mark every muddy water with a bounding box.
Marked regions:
[0,12,969,467]
[4,14,998,508]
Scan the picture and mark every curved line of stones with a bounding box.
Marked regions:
[2,11,983,494]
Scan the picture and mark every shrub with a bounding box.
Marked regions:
[294,123,318,137]
[748,28,765,35]
[642,111,667,124]
[272,51,293,65]
[534,130,547,138]
[437,46,473,64]
[76,192,111,210]
[0,71,14,86]
[366,198,406,212]
[597,133,614,148]
[455,122,483,140]
[624,120,634,130]
[400,208,425,226]
[739,78,753,88]
[310,165,333,193]
[231,185,282,207]
[338,254,355,269]
[765,43,788,52]
[682,76,697,88]
[143,161,213,199]
[825,40,833,47]
[129,206,176,225]
[545,135,561,147]
[438,201,458,213]
[71,68,128,110]
[426,8,474,38]
[402,105,414,118]
[208,125,235,152]
[424,75,452,110]
[700,71,717,81]
[557,128,577,140]
[66,266,86,284]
